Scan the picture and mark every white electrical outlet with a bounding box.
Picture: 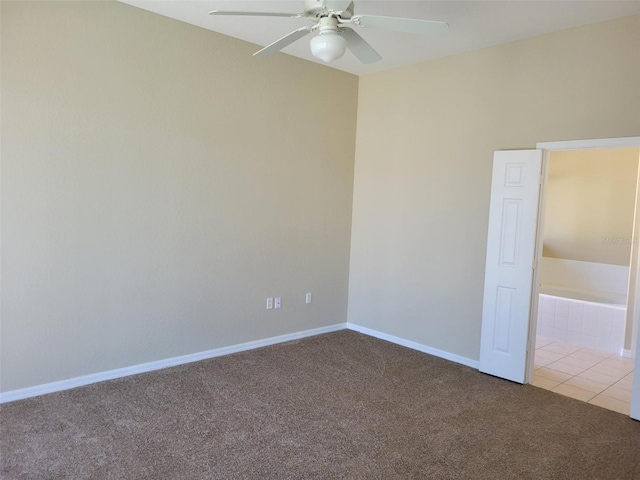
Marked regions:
[274,297,281,309]
[305,292,312,304]
[266,297,273,310]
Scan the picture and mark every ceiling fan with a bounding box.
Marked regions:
[209,0,449,64]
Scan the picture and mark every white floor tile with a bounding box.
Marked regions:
[599,358,635,372]
[540,343,581,355]
[588,363,630,380]
[564,377,609,394]
[532,339,635,416]
[600,386,632,403]
[534,357,554,368]
[568,350,609,363]
[544,360,586,376]
[557,355,598,370]
[535,368,573,383]
[580,347,610,358]
[531,375,561,390]
[535,350,565,362]
[588,395,631,415]
[575,370,620,386]
[612,377,634,392]
[618,355,636,365]
[551,384,597,402]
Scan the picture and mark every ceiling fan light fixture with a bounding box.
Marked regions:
[309,18,346,63]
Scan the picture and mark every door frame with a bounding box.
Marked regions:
[526,136,640,418]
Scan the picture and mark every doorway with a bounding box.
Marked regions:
[529,144,640,415]
[478,136,640,421]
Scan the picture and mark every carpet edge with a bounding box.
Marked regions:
[0,323,348,404]
[347,323,480,369]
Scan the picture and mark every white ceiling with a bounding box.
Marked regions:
[120,1,640,76]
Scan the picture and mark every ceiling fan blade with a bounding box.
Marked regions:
[324,0,353,12]
[340,28,381,64]
[209,10,300,18]
[254,26,314,57]
[352,15,449,35]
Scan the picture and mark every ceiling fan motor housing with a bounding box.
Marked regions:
[304,0,354,19]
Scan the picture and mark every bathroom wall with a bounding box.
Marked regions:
[543,148,639,266]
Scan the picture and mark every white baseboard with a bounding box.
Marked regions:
[622,348,634,358]
[1,322,480,404]
[0,323,347,404]
[347,323,479,369]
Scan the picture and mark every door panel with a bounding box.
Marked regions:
[479,150,543,383]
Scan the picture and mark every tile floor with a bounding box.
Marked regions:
[532,336,635,415]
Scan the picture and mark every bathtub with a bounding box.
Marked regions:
[536,285,626,355]
[539,285,627,306]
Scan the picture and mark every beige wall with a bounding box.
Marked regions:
[0,1,358,392]
[543,148,639,266]
[348,15,640,361]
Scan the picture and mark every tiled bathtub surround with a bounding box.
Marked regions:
[536,294,626,355]
[533,337,634,415]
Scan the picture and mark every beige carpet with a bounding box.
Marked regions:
[1,330,639,479]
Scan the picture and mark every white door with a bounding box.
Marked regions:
[479,150,543,383]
